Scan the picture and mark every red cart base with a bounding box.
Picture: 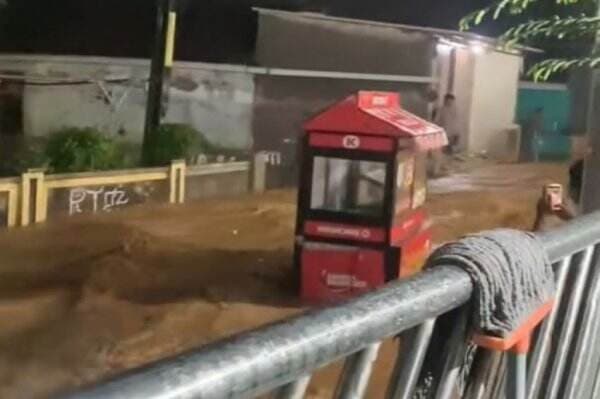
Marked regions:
[300,244,385,303]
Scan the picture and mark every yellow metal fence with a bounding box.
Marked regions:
[0,160,186,228]
[0,177,19,227]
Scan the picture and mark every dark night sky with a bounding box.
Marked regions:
[0,0,585,62]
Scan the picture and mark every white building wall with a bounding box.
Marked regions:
[468,51,521,154]
[0,56,255,149]
[451,50,521,155]
[451,48,476,152]
[23,81,147,142]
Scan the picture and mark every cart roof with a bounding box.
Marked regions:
[304,91,448,150]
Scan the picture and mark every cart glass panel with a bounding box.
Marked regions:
[412,155,427,209]
[311,156,386,218]
[395,152,414,215]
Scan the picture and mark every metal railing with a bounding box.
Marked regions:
[62,211,600,399]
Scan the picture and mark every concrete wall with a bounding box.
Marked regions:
[186,165,250,201]
[450,49,521,154]
[166,67,254,149]
[0,56,255,150]
[0,53,437,192]
[256,12,436,76]
[433,47,452,117]
[468,51,521,154]
[253,11,437,186]
[255,10,524,159]
[0,42,522,170]
[252,75,430,186]
[451,49,476,151]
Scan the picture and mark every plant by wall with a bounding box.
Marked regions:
[45,127,124,173]
[143,123,216,166]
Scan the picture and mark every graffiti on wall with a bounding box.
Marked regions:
[69,186,130,215]
[46,181,166,220]
[262,151,282,166]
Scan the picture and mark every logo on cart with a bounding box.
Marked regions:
[372,96,389,106]
[321,271,368,293]
[360,229,371,239]
[342,135,360,149]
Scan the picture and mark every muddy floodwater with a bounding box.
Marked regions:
[0,162,566,398]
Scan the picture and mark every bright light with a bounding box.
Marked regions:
[436,42,453,54]
[470,42,485,54]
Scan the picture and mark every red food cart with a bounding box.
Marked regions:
[295,91,448,303]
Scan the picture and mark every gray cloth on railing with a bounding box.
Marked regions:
[426,229,555,336]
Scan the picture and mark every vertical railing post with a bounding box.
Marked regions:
[507,352,527,399]
[386,319,436,399]
[462,350,502,399]
[562,248,600,399]
[6,187,17,227]
[274,375,312,399]
[20,172,31,226]
[545,246,596,399]
[335,343,381,399]
[253,151,267,193]
[177,160,185,203]
[528,256,572,399]
[433,309,471,399]
[35,172,47,223]
[20,169,46,226]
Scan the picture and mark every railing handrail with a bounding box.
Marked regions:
[539,210,600,262]
[62,211,600,399]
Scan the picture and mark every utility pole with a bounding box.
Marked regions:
[142,0,177,165]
